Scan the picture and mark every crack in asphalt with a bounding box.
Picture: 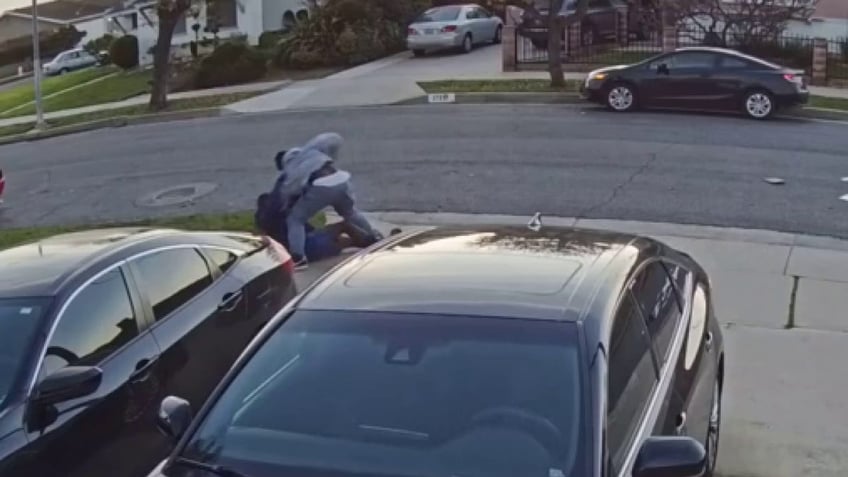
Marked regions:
[576,152,659,219]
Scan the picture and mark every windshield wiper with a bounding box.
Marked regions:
[170,457,251,477]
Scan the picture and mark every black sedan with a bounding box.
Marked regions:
[148,225,725,477]
[0,228,297,477]
[581,46,809,119]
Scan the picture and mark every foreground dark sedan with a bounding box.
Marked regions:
[0,228,296,477]
[149,225,725,477]
[582,46,809,119]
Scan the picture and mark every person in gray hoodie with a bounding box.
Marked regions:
[276,132,380,269]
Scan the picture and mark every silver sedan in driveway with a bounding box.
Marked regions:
[407,4,504,57]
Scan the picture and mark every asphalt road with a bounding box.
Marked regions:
[1,104,848,236]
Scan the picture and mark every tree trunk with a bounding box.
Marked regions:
[547,0,566,88]
[149,12,179,111]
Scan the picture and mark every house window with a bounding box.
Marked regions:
[208,0,238,29]
[282,10,296,30]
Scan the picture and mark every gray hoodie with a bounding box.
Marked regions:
[278,132,342,200]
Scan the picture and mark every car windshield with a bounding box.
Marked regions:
[0,298,48,409]
[180,310,586,477]
[415,6,461,23]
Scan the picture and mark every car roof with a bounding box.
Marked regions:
[297,225,652,322]
[0,227,256,299]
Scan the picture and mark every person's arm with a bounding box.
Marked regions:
[301,132,343,160]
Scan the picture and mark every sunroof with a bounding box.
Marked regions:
[345,253,582,295]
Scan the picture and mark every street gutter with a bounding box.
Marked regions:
[400,92,848,121]
[0,107,222,146]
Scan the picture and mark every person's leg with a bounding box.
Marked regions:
[286,187,332,268]
[328,182,380,240]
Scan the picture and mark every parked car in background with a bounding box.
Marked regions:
[519,0,649,50]
[0,228,296,477]
[581,46,809,119]
[148,225,725,477]
[42,48,100,76]
[407,4,504,57]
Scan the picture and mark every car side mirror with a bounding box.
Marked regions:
[632,436,707,477]
[157,396,193,441]
[33,366,102,406]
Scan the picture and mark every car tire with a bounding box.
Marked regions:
[59,68,69,75]
[742,89,775,120]
[705,379,722,477]
[606,82,637,112]
[493,26,503,44]
[462,34,473,53]
[412,49,426,57]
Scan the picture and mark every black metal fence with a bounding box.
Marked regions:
[516,26,819,75]
[826,38,848,80]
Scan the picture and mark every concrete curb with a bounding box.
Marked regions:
[406,91,848,120]
[366,211,848,252]
[0,74,31,86]
[0,107,223,146]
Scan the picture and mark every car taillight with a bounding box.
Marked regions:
[442,25,457,33]
[262,236,294,274]
[408,27,417,35]
[783,73,804,87]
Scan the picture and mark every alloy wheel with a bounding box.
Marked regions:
[608,86,634,111]
[706,380,722,475]
[746,92,773,119]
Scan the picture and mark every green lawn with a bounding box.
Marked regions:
[0,91,261,139]
[2,69,153,118]
[0,210,327,250]
[808,95,848,111]
[419,79,582,93]
[0,66,117,114]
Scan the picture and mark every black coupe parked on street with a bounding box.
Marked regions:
[148,225,725,477]
[0,228,297,477]
[581,47,809,119]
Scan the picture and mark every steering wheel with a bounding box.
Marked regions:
[469,406,565,458]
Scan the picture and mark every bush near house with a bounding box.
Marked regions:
[274,0,431,69]
[735,37,813,72]
[194,42,267,89]
[0,26,85,69]
[110,35,139,70]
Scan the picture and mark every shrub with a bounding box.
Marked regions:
[0,25,85,68]
[259,30,289,49]
[274,0,429,69]
[84,33,115,56]
[194,41,267,88]
[737,37,813,71]
[110,35,139,69]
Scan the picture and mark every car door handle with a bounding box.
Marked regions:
[704,332,714,351]
[217,290,244,312]
[130,356,159,382]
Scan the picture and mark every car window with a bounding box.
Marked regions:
[133,248,213,321]
[182,311,588,477]
[669,52,717,69]
[685,284,708,370]
[720,55,750,69]
[40,269,139,379]
[0,298,48,409]
[477,7,492,17]
[607,292,657,473]
[588,0,612,8]
[206,248,238,273]
[630,262,683,363]
[415,6,462,22]
[465,7,479,19]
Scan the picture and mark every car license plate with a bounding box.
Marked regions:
[425,29,436,35]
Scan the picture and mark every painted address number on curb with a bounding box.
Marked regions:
[428,93,456,103]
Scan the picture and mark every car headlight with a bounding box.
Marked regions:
[591,72,607,81]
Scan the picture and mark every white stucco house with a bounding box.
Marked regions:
[785,0,848,41]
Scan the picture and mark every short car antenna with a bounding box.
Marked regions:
[527,212,543,232]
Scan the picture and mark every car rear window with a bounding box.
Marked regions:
[415,6,461,22]
[182,311,587,477]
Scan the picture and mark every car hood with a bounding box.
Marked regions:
[587,64,630,77]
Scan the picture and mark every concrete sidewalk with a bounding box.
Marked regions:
[298,211,848,477]
[0,80,290,129]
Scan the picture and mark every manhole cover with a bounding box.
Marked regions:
[136,182,218,208]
